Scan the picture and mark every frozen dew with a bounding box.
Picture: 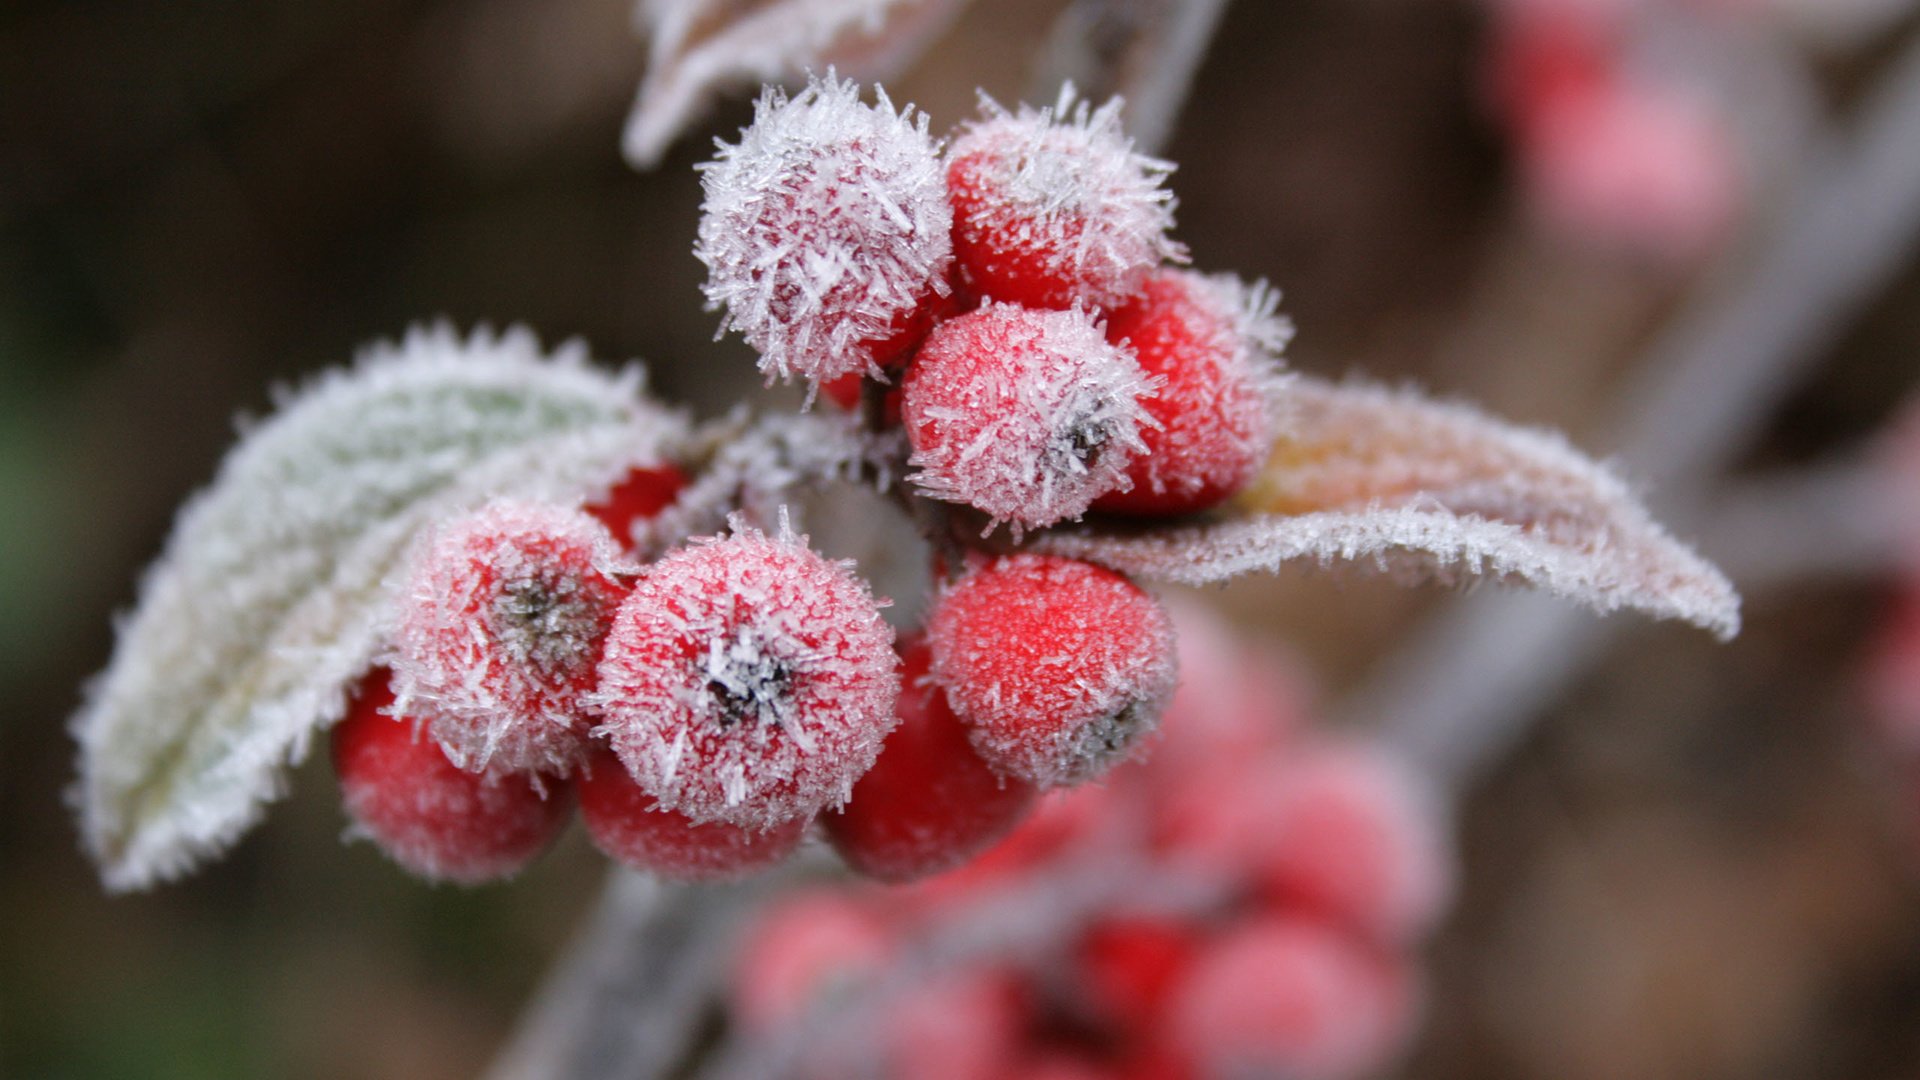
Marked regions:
[696,72,953,386]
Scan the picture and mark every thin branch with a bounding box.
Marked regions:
[1352,28,1920,798]
[1030,0,1234,154]
[1703,454,1903,587]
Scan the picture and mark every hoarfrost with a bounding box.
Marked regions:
[73,324,689,891]
[593,515,899,828]
[1036,376,1741,639]
[903,303,1160,536]
[388,500,632,779]
[946,85,1187,310]
[695,72,952,385]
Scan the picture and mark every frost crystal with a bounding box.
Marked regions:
[593,515,899,828]
[73,323,688,891]
[389,500,630,778]
[946,85,1187,310]
[903,302,1161,536]
[696,72,953,386]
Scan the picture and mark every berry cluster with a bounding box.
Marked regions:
[730,600,1454,1080]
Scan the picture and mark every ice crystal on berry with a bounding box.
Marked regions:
[593,515,898,827]
[946,85,1186,310]
[389,500,628,777]
[696,72,953,387]
[903,302,1160,535]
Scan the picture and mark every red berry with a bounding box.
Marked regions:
[903,303,1158,534]
[331,669,572,884]
[1091,270,1291,516]
[695,74,953,386]
[928,554,1176,787]
[388,500,627,777]
[946,89,1184,310]
[1141,598,1301,800]
[732,889,894,1031]
[1164,916,1415,1080]
[884,970,1028,1080]
[826,638,1039,881]
[1077,916,1199,1032]
[584,463,687,550]
[578,746,805,882]
[593,520,899,828]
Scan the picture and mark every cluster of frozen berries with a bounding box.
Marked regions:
[695,73,1292,531]
[729,600,1454,1080]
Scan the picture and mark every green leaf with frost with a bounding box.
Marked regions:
[73,324,690,891]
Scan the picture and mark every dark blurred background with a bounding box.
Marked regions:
[6,0,1920,1076]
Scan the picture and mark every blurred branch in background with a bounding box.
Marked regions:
[1031,0,1232,154]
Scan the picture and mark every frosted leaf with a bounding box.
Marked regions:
[903,302,1160,537]
[946,85,1188,310]
[73,324,690,891]
[1036,376,1740,639]
[592,514,899,829]
[389,500,631,779]
[625,0,971,168]
[696,73,953,386]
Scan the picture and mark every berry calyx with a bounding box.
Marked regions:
[593,518,899,828]
[695,73,953,387]
[825,638,1039,881]
[331,669,572,884]
[902,303,1158,534]
[928,554,1177,787]
[946,88,1185,310]
[1092,270,1292,516]
[388,500,628,777]
[578,747,805,882]
[584,463,687,550]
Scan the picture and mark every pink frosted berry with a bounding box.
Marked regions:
[825,637,1039,882]
[903,303,1158,534]
[389,500,628,778]
[1092,270,1292,516]
[928,554,1177,787]
[332,669,572,884]
[1165,916,1416,1080]
[593,519,899,828]
[695,73,953,386]
[578,746,805,882]
[946,88,1185,310]
[732,890,894,1031]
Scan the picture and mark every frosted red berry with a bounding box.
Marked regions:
[331,669,572,884]
[577,746,804,882]
[825,638,1039,881]
[387,500,627,778]
[732,889,894,1031]
[928,554,1176,787]
[946,89,1185,310]
[903,303,1158,534]
[695,73,953,386]
[1092,270,1291,516]
[593,520,899,828]
[1165,916,1414,1080]
[584,463,687,550]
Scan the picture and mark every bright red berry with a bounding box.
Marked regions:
[1164,916,1415,1080]
[825,638,1039,882]
[1076,916,1200,1032]
[695,73,953,386]
[946,89,1184,310]
[593,519,899,828]
[388,500,627,778]
[578,746,805,882]
[331,669,572,884]
[584,463,687,550]
[1092,270,1291,516]
[928,554,1177,787]
[732,889,894,1032]
[903,303,1159,534]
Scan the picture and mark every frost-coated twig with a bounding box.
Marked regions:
[1704,454,1903,587]
[485,868,766,1080]
[1357,29,1920,798]
[1032,0,1234,154]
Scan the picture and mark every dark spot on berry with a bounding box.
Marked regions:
[1066,698,1155,783]
[706,656,794,729]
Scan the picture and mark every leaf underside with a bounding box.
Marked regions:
[73,325,689,891]
[1033,376,1741,640]
[624,0,972,167]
